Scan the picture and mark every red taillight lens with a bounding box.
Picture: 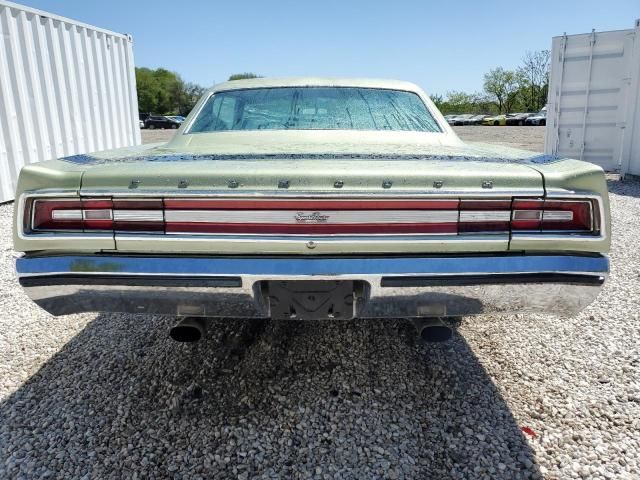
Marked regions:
[458,200,511,233]
[30,198,164,233]
[163,199,461,235]
[542,200,592,231]
[511,198,594,233]
[112,199,164,232]
[32,199,83,231]
[511,199,544,231]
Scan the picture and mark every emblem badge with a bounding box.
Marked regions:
[294,211,330,223]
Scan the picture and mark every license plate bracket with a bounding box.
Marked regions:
[267,280,355,320]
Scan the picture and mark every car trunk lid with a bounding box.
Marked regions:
[75,141,545,254]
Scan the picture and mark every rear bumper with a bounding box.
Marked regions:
[16,254,608,318]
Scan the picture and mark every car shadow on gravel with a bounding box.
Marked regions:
[608,176,640,198]
[0,314,541,479]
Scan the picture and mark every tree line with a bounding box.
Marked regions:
[432,50,550,115]
[135,69,260,115]
[136,52,549,117]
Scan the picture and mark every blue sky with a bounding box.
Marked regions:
[20,0,640,95]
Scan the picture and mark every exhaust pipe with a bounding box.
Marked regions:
[414,318,453,343]
[420,325,453,342]
[170,317,207,342]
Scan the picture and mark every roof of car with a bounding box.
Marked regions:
[209,77,423,94]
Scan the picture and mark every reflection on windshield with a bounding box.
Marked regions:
[188,87,441,133]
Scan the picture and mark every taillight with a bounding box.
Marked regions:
[163,199,461,235]
[27,197,598,236]
[511,198,595,233]
[81,199,113,231]
[32,199,84,231]
[511,199,544,230]
[458,200,511,233]
[112,199,164,232]
[30,198,164,233]
[542,200,593,231]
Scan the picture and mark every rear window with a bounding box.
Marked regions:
[188,87,441,133]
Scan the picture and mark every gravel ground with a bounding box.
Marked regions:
[453,126,544,152]
[1,130,638,478]
[139,125,545,151]
[141,128,176,144]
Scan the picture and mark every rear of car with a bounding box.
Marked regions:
[13,78,610,322]
[526,111,547,126]
[506,113,535,126]
[482,115,506,126]
[145,115,180,129]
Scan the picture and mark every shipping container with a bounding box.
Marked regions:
[0,0,140,203]
[545,21,640,176]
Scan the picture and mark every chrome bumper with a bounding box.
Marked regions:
[16,254,608,318]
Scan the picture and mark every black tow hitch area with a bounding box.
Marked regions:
[267,280,356,320]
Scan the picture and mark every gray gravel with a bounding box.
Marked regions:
[141,128,176,145]
[1,174,639,478]
[453,125,545,152]
[139,125,545,151]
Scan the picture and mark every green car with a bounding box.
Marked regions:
[14,78,609,342]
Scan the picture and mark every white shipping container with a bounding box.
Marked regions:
[0,0,140,203]
[545,22,640,176]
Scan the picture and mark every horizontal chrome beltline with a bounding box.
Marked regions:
[16,254,608,317]
[163,210,460,224]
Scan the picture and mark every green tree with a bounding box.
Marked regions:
[433,91,498,115]
[135,67,206,116]
[228,72,261,81]
[430,93,444,110]
[517,50,550,111]
[135,67,162,113]
[176,82,207,116]
[483,67,521,114]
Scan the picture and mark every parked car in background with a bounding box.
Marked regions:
[467,114,491,125]
[444,114,458,125]
[506,113,535,126]
[526,110,547,126]
[13,77,610,344]
[482,114,507,126]
[451,114,475,126]
[145,115,182,129]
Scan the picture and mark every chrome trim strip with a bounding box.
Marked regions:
[119,233,503,241]
[163,209,459,224]
[459,211,511,222]
[51,209,83,220]
[112,210,164,222]
[542,211,574,221]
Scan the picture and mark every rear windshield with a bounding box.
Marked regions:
[188,87,441,133]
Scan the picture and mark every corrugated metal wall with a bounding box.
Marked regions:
[0,0,140,203]
[545,24,640,176]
